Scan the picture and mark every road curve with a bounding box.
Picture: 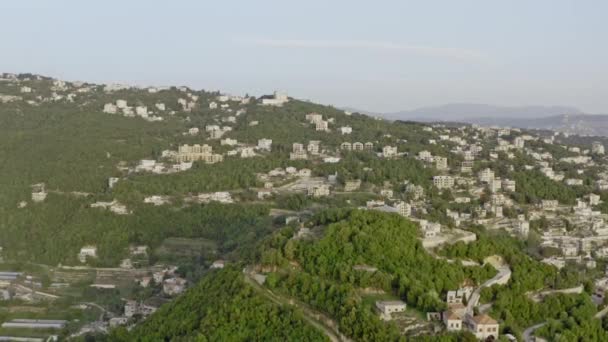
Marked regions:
[523,322,546,342]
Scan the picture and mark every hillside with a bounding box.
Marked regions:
[0,73,442,267]
[107,267,329,341]
[3,73,608,341]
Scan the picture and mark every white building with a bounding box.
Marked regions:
[592,142,605,155]
[290,143,307,160]
[308,184,330,197]
[220,138,238,146]
[103,103,118,114]
[382,146,398,158]
[240,147,256,158]
[468,314,499,340]
[444,311,462,332]
[394,201,411,217]
[108,177,120,189]
[435,157,448,170]
[340,126,352,134]
[315,120,329,131]
[478,168,495,183]
[433,176,454,189]
[163,277,187,296]
[78,246,97,263]
[260,91,289,106]
[502,179,516,192]
[135,106,148,116]
[541,200,559,211]
[257,138,273,151]
[376,301,406,320]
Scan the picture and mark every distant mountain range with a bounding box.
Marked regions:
[344,103,608,137]
[382,103,584,122]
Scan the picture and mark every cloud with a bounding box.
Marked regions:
[240,38,490,64]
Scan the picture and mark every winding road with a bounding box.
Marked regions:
[465,257,512,316]
[243,267,351,342]
[523,322,547,342]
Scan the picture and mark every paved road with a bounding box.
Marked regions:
[523,322,547,342]
[466,261,511,316]
[528,285,584,302]
[243,267,351,342]
[595,305,608,319]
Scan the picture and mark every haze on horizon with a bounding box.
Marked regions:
[1,0,607,114]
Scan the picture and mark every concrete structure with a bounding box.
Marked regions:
[541,200,559,211]
[307,141,321,155]
[31,183,47,202]
[435,156,448,170]
[444,311,462,332]
[478,168,495,183]
[78,246,97,263]
[394,201,411,217]
[433,176,454,189]
[315,120,329,131]
[103,103,118,114]
[376,300,406,320]
[260,91,289,106]
[258,138,273,151]
[592,141,605,155]
[305,112,323,123]
[344,180,361,192]
[211,260,225,269]
[308,184,330,197]
[108,177,120,189]
[175,144,223,164]
[340,126,352,134]
[461,161,473,173]
[221,138,238,146]
[502,179,516,192]
[163,277,187,296]
[468,314,499,340]
[1,319,67,329]
[290,143,307,160]
[382,146,397,158]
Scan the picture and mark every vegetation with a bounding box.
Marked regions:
[259,210,495,340]
[108,267,328,341]
[442,230,593,337]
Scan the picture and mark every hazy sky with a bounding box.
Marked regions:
[1,0,607,113]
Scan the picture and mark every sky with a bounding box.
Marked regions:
[1,0,607,113]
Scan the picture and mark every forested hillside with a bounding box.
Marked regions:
[0,75,446,266]
[258,210,494,341]
[4,74,608,341]
[107,268,328,341]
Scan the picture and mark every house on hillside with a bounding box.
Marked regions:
[376,300,406,320]
[467,314,499,340]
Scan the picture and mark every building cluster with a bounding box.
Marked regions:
[305,112,330,131]
[103,99,164,122]
[290,141,321,160]
[172,144,223,164]
[340,141,374,151]
[260,91,289,106]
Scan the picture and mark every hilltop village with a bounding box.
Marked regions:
[2,73,608,341]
